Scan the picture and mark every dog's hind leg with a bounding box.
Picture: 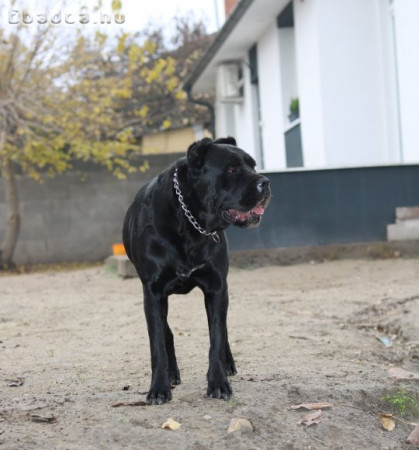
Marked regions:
[143,287,172,405]
[166,323,181,385]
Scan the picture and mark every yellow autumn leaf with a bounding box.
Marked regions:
[139,160,149,173]
[137,105,149,118]
[146,58,167,83]
[128,43,143,66]
[161,418,181,430]
[117,32,129,53]
[115,88,131,99]
[143,39,157,55]
[113,169,127,180]
[166,77,178,92]
[175,90,186,100]
[162,119,171,130]
[95,31,107,46]
[112,0,122,11]
[165,56,176,75]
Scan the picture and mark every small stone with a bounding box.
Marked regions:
[406,424,419,445]
[227,417,254,433]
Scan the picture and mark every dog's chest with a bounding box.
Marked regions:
[169,262,206,295]
[176,263,206,280]
[172,247,208,293]
[176,244,207,275]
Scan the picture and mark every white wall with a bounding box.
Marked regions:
[376,0,402,163]
[233,58,260,162]
[257,22,286,170]
[393,0,419,163]
[215,68,229,138]
[294,0,327,168]
[278,28,298,127]
[317,0,389,167]
[215,59,260,163]
[215,0,419,170]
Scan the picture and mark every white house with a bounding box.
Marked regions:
[185,0,419,171]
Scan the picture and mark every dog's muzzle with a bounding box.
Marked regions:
[222,176,271,227]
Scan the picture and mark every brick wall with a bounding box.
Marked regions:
[225,0,239,17]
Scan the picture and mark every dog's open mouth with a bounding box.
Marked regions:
[222,201,267,227]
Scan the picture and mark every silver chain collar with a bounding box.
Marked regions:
[173,168,220,243]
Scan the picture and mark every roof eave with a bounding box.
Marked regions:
[183,0,254,93]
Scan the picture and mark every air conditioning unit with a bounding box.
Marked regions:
[219,63,244,103]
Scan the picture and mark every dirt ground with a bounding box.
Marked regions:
[1,257,418,449]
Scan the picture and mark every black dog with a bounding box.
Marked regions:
[123,137,270,404]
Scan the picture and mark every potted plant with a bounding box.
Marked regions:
[288,97,299,122]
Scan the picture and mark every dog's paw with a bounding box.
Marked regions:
[225,360,237,376]
[146,386,172,405]
[169,370,181,386]
[207,379,232,400]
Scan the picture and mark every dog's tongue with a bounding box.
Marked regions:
[228,204,265,220]
[251,204,265,215]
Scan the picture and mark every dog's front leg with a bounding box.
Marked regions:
[205,288,232,400]
[225,329,237,376]
[143,285,171,405]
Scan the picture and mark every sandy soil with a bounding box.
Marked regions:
[1,258,418,449]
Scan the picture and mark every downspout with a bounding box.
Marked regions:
[182,0,255,140]
[184,83,216,139]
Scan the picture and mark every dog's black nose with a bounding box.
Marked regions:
[256,177,270,194]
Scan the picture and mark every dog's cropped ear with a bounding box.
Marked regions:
[187,138,213,170]
[214,136,237,146]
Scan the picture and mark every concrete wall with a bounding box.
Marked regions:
[2,157,418,264]
[0,154,183,264]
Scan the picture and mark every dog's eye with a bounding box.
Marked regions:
[227,165,239,174]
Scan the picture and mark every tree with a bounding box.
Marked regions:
[0,6,207,267]
[112,15,213,137]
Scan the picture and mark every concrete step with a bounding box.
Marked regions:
[396,206,419,221]
[105,255,137,278]
[387,219,419,241]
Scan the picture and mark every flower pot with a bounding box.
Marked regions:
[288,111,299,122]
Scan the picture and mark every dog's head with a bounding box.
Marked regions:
[186,137,270,229]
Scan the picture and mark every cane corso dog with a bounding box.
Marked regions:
[123,137,270,404]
